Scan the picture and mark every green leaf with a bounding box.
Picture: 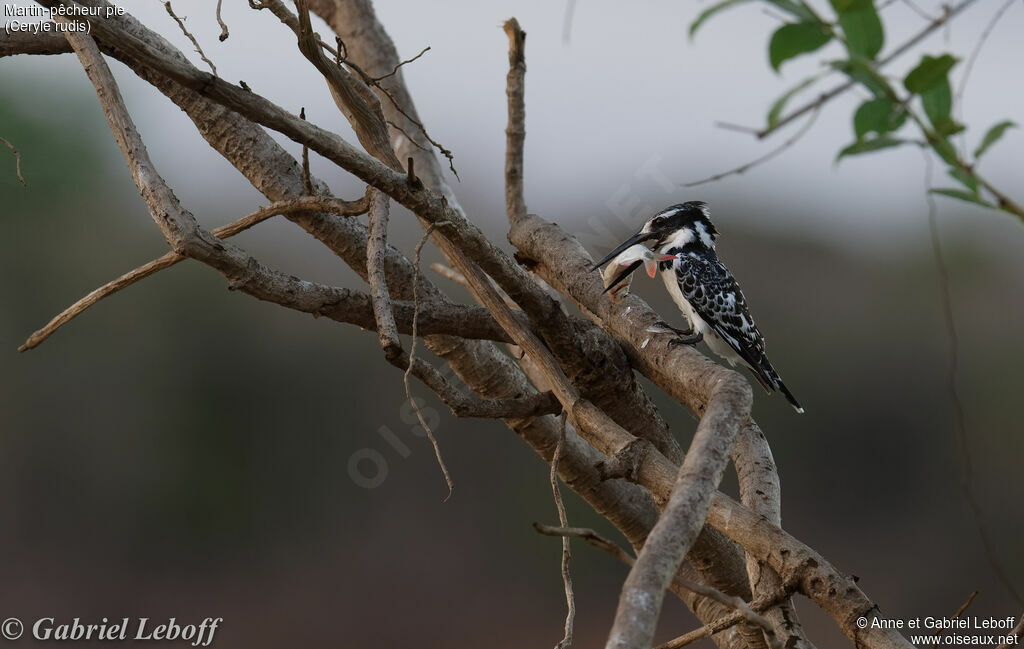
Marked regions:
[838,4,883,60]
[974,120,1017,159]
[904,54,958,94]
[928,135,959,166]
[853,98,906,138]
[766,0,817,21]
[830,58,890,98]
[829,0,872,12]
[766,76,819,128]
[770,22,832,71]
[931,115,965,137]
[837,135,907,160]
[690,0,753,38]
[929,188,996,209]
[948,168,979,193]
[920,78,951,124]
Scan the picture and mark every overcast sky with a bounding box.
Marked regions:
[3,0,1023,251]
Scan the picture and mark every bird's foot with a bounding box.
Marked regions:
[668,331,703,346]
[652,320,702,345]
[652,320,692,336]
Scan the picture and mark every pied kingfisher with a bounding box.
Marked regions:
[592,201,803,413]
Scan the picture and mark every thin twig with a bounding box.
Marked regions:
[688,107,819,187]
[562,0,577,45]
[1,135,26,185]
[899,0,938,21]
[387,120,430,153]
[300,107,312,195]
[760,0,980,139]
[923,153,1023,607]
[255,0,458,178]
[932,590,979,649]
[373,45,430,82]
[533,524,780,648]
[164,1,218,76]
[19,195,369,352]
[403,221,456,499]
[550,414,575,649]
[215,0,229,41]
[955,0,1016,157]
[652,587,792,649]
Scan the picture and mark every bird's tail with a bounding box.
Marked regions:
[753,362,804,414]
[777,380,804,414]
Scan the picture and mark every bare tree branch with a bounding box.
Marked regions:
[373,45,430,82]
[0,31,70,57]
[12,5,931,649]
[19,194,368,351]
[367,189,402,359]
[996,614,1024,649]
[163,1,217,76]
[1,135,26,186]
[507,215,915,649]
[535,523,780,648]
[549,415,575,649]
[503,18,527,224]
[215,0,229,41]
[606,369,751,649]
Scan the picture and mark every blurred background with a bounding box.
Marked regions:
[2,0,1022,647]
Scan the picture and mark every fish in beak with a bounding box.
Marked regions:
[600,244,660,303]
[590,230,658,271]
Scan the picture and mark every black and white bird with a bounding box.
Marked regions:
[592,201,804,413]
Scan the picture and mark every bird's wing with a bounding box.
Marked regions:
[672,254,776,390]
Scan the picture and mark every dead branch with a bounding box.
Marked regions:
[534,524,779,648]
[373,45,430,82]
[215,0,229,41]
[503,18,527,224]
[507,215,914,649]
[366,189,402,359]
[606,369,751,649]
[550,415,575,649]
[163,1,217,76]
[403,221,455,497]
[19,194,369,351]
[12,5,924,649]
[731,423,814,649]
[996,614,1024,649]
[1,135,26,186]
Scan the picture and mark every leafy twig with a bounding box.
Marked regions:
[759,0,980,139]
[687,106,819,187]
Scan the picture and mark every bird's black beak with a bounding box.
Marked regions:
[601,260,643,295]
[590,231,656,271]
